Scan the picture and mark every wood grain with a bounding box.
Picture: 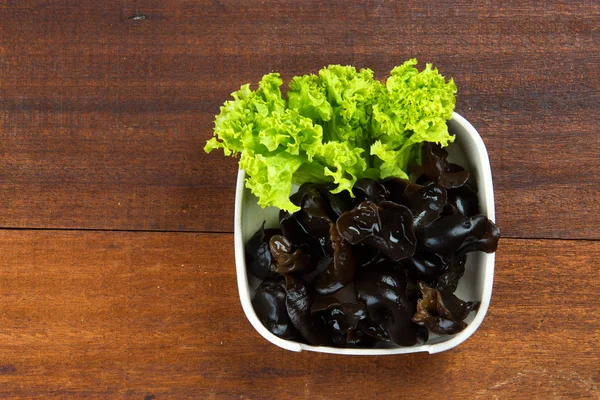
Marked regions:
[1,1,599,398]
[0,1,598,238]
[0,231,597,399]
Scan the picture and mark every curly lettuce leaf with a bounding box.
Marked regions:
[287,74,332,122]
[239,151,306,212]
[318,65,382,148]
[371,59,457,178]
[205,60,457,211]
[205,73,286,156]
[205,73,328,212]
[317,142,369,194]
[370,140,411,180]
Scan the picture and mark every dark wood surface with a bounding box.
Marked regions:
[0,1,598,398]
[0,233,598,398]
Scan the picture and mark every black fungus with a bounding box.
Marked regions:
[357,270,427,346]
[447,182,479,218]
[326,304,369,347]
[413,282,479,335]
[352,178,390,204]
[433,254,467,293]
[421,142,470,189]
[324,188,354,218]
[402,250,451,282]
[245,222,280,279]
[252,277,298,340]
[314,224,356,295]
[284,275,328,345]
[382,178,447,230]
[269,235,313,275]
[336,201,416,262]
[417,214,499,255]
[246,142,500,348]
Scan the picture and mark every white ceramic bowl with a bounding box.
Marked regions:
[234,112,495,355]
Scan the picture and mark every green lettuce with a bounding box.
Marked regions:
[205,59,457,212]
[371,59,457,178]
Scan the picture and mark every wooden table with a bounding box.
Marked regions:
[1,1,598,398]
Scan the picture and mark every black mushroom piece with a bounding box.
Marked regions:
[315,302,369,347]
[252,277,298,340]
[324,187,354,218]
[421,142,470,189]
[311,284,370,347]
[336,201,416,262]
[352,178,390,204]
[245,221,281,279]
[314,224,356,295]
[402,182,447,230]
[357,270,428,346]
[352,242,386,270]
[382,178,447,230]
[457,217,501,256]
[284,275,328,346]
[401,250,451,282]
[417,214,500,255]
[413,281,478,335]
[280,183,333,259]
[269,235,313,275]
[447,182,479,218]
[433,254,467,293]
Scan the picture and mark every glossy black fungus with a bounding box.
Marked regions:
[280,210,331,259]
[421,143,469,189]
[295,187,332,234]
[439,290,479,322]
[289,183,324,208]
[245,222,280,279]
[314,224,356,295]
[434,254,466,293]
[381,177,411,203]
[402,250,451,282]
[458,217,501,256]
[413,282,478,335]
[441,203,460,218]
[439,164,469,189]
[337,201,416,262]
[302,255,333,284]
[417,214,491,255]
[415,173,433,186]
[406,182,447,229]
[279,211,305,245]
[311,284,369,347]
[447,182,479,217]
[421,142,447,180]
[357,270,427,346]
[382,178,447,230]
[324,188,354,218]
[250,141,500,348]
[279,184,333,260]
[335,201,380,244]
[269,235,313,275]
[284,275,328,345]
[295,182,356,220]
[253,277,298,340]
[376,201,418,261]
[312,283,358,313]
[352,178,389,204]
[315,302,369,347]
[352,243,385,269]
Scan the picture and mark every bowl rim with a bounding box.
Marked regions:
[234,111,495,355]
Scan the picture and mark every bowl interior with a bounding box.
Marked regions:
[234,112,495,355]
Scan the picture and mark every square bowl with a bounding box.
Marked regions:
[234,112,496,355]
